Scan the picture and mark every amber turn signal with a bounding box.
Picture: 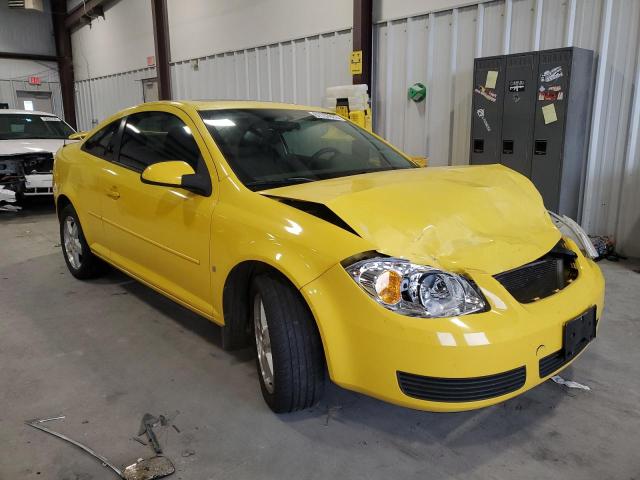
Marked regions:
[375,270,403,305]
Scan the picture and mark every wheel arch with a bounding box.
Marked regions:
[221,260,326,365]
[56,194,72,221]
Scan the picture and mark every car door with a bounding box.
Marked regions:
[100,107,217,317]
[72,118,123,258]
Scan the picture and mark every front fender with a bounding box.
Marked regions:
[211,177,373,319]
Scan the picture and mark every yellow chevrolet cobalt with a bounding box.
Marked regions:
[53,101,604,413]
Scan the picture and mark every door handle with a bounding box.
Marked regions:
[107,189,120,200]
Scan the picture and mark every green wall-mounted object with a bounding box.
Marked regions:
[408,82,427,102]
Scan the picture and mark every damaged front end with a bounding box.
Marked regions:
[0,152,54,210]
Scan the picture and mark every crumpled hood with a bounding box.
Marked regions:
[263,164,561,275]
[0,139,66,156]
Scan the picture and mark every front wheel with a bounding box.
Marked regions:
[59,204,105,279]
[251,273,325,413]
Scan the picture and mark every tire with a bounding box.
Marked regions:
[59,204,105,279]
[251,272,325,413]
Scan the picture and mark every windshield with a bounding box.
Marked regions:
[0,114,75,140]
[199,108,416,190]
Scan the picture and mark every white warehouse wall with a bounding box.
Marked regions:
[73,0,354,130]
[167,0,352,62]
[71,0,155,80]
[374,0,487,22]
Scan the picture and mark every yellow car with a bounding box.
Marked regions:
[53,101,604,413]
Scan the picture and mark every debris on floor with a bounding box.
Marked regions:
[181,448,195,457]
[0,203,21,212]
[324,405,343,426]
[25,415,175,480]
[0,185,20,211]
[551,375,591,391]
[121,456,175,480]
[138,413,163,454]
[590,235,628,262]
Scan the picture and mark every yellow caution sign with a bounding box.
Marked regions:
[350,50,363,75]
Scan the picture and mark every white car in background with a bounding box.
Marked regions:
[0,109,75,210]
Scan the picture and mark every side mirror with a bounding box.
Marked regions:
[141,160,211,196]
[411,156,428,168]
[68,131,87,140]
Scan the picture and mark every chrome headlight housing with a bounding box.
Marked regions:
[345,257,487,318]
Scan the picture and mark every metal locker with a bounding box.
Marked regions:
[470,47,594,220]
[531,48,593,217]
[530,49,573,212]
[500,53,538,177]
[469,56,505,165]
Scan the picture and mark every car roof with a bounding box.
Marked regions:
[0,109,60,116]
[141,100,332,112]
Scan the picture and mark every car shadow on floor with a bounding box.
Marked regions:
[89,265,255,365]
[1,198,56,222]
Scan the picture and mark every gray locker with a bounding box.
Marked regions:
[470,47,594,219]
[531,48,594,217]
[469,56,505,165]
[500,53,538,177]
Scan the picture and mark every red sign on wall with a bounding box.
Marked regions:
[28,76,41,85]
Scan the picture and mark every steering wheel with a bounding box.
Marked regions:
[310,147,340,168]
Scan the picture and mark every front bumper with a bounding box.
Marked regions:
[302,246,605,412]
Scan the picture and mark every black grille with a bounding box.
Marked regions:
[539,350,569,378]
[494,242,578,303]
[539,340,591,377]
[397,366,526,402]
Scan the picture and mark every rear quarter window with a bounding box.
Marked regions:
[82,120,121,161]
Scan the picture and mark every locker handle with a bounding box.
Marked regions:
[502,140,514,154]
[534,140,547,155]
[473,139,484,153]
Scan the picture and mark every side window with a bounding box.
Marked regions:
[118,111,201,172]
[82,120,120,160]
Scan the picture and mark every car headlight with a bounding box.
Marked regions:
[548,211,598,259]
[345,257,487,318]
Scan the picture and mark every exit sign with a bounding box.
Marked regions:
[28,76,41,85]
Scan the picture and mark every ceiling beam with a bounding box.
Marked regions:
[0,51,58,62]
[65,0,108,30]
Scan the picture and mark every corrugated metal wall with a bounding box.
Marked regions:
[373,0,640,256]
[74,67,157,131]
[170,29,352,106]
[74,29,352,131]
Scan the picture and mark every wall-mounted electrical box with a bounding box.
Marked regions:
[470,47,594,219]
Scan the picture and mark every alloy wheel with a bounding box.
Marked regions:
[63,216,83,270]
[253,294,274,393]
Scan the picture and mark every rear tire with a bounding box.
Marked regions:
[59,204,105,279]
[251,272,325,413]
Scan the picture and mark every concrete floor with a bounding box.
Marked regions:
[1,203,639,480]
